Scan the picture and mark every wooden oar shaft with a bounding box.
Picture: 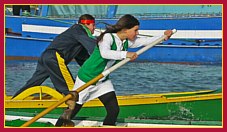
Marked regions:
[21,29,176,127]
[20,74,104,127]
[21,94,72,127]
[76,74,104,93]
[102,29,177,74]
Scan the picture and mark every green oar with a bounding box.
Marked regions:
[21,29,177,127]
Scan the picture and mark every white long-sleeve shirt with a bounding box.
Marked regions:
[99,33,161,60]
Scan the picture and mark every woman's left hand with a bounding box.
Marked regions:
[164,30,173,41]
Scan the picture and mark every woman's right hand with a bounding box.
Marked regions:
[126,52,138,61]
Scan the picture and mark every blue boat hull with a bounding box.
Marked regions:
[6,36,222,64]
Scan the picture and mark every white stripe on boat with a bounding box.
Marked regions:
[22,24,222,39]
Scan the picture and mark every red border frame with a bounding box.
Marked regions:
[1,1,225,131]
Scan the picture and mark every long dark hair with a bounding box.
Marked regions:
[97,14,140,43]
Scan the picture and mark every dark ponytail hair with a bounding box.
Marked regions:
[97,14,140,43]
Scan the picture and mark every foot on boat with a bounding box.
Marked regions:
[55,118,75,127]
[62,119,75,127]
[55,109,75,127]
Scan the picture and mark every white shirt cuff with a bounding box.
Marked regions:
[121,51,127,59]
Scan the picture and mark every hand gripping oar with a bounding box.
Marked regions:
[21,29,177,127]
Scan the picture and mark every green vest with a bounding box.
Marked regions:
[78,34,128,83]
